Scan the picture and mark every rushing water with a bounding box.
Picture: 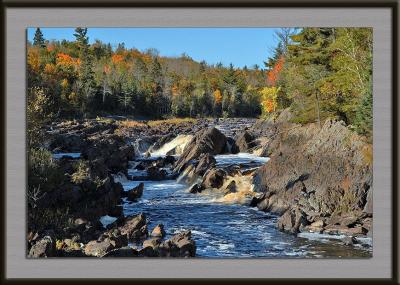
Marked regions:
[114,153,372,258]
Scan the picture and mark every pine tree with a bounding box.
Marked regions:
[74,27,95,113]
[33,28,46,48]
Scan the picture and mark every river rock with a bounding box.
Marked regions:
[147,166,167,180]
[28,236,56,258]
[84,239,116,257]
[223,180,237,194]
[174,127,227,173]
[201,168,227,189]
[194,153,216,176]
[118,213,148,241]
[235,131,256,152]
[168,230,196,257]
[189,183,203,194]
[151,224,166,238]
[142,237,162,249]
[125,182,144,201]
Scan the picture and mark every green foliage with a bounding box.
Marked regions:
[355,80,373,138]
[267,27,372,139]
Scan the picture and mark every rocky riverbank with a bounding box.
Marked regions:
[27,114,372,257]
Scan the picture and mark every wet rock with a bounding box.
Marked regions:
[28,236,56,258]
[174,127,227,173]
[151,224,166,238]
[125,182,144,201]
[194,153,216,177]
[189,183,203,194]
[223,180,237,194]
[201,168,227,189]
[147,166,167,180]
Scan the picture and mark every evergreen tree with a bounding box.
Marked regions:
[74,27,95,113]
[33,28,46,48]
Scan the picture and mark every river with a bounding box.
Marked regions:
[107,152,372,258]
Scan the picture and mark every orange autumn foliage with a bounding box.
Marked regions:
[213,89,222,104]
[44,63,56,74]
[56,53,80,69]
[111,54,124,64]
[267,56,285,86]
[262,99,275,113]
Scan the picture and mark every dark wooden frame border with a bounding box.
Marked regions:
[0,0,398,284]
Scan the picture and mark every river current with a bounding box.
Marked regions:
[111,153,372,258]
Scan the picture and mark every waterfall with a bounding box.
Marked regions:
[151,134,193,156]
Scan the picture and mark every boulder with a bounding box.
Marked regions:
[189,183,203,194]
[223,180,237,194]
[142,237,162,249]
[84,239,115,257]
[147,166,167,181]
[169,230,196,257]
[174,127,227,173]
[125,183,144,201]
[151,224,166,238]
[201,168,227,189]
[235,131,256,152]
[118,214,148,241]
[28,236,56,258]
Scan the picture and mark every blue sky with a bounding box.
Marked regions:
[27,28,278,68]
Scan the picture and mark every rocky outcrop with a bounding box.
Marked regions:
[174,127,227,173]
[235,131,256,152]
[252,118,373,236]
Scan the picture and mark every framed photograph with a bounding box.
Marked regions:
[2,0,398,282]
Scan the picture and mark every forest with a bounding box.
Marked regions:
[28,27,373,144]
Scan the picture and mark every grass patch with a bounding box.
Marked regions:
[147,117,197,127]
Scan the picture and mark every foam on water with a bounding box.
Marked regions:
[151,134,193,156]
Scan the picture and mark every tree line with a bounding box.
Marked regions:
[28,27,372,138]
